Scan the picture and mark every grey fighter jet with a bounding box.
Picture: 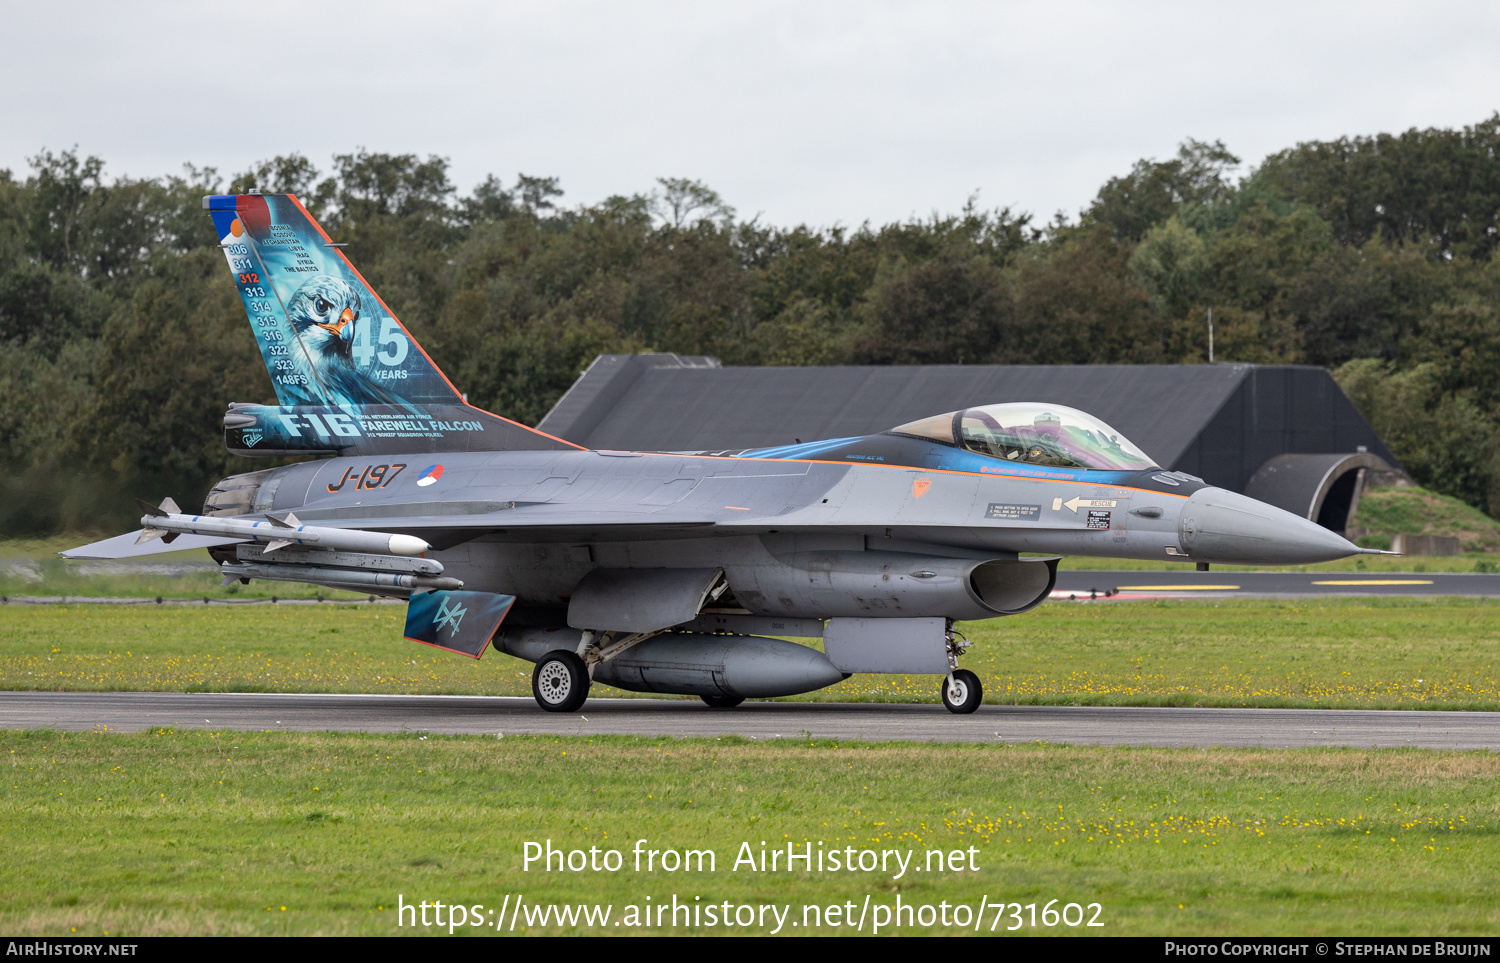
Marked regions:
[66,194,1373,715]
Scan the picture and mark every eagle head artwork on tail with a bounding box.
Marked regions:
[288,275,361,355]
[203,193,462,414]
[279,274,400,410]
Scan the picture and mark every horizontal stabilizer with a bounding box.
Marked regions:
[404,590,516,659]
[62,531,245,560]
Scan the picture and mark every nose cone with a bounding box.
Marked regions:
[1178,487,1360,565]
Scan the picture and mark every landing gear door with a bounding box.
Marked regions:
[823,617,949,674]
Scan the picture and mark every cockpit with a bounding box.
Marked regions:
[888,403,1158,471]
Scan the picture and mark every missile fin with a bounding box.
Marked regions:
[284,511,301,528]
[263,513,294,529]
[137,499,168,518]
[263,539,295,553]
[135,528,166,545]
[160,497,181,514]
[162,532,179,544]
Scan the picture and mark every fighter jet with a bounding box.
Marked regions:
[65,193,1375,715]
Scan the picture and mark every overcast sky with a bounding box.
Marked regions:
[4,1,1498,228]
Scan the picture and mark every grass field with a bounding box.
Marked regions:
[1,729,1495,936]
[1,597,1497,711]
[1351,486,1500,554]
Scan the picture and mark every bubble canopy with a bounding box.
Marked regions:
[889,403,1159,471]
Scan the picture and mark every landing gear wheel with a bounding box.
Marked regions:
[532,650,590,712]
[942,669,982,714]
[701,693,745,708]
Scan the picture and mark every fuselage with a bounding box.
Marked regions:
[208,428,1357,620]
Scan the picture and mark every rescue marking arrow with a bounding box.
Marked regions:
[1052,496,1119,513]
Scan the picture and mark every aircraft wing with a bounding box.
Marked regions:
[61,531,246,560]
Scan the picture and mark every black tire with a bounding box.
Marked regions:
[532,650,590,712]
[701,693,745,708]
[942,669,982,714]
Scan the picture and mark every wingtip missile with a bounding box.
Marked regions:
[135,508,430,558]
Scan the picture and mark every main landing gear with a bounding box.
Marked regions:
[532,650,590,713]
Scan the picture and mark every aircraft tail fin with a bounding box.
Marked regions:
[202,193,578,455]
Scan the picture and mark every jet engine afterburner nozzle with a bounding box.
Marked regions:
[1177,487,1360,566]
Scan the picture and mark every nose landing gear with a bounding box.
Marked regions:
[941,622,981,713]
[942,669,983,714]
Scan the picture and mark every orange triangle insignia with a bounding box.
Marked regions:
[913,477,932,498]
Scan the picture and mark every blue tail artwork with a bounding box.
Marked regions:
[204,193,577,457]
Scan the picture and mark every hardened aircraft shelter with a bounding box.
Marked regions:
[536,356,1402,533]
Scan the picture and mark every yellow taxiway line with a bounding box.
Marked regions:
[1311,579,1435,586]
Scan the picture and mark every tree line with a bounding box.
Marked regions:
[4,115,1500,534]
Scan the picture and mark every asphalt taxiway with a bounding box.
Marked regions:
[1,691,1495,750]
[1054,570,1500,599]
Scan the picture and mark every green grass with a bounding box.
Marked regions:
[2,598,1497,711]
[2,729,1496,935]
[1351,487,1500,554]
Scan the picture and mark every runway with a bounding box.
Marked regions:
[1054,569,1500,599]
[1,690,1496,750]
